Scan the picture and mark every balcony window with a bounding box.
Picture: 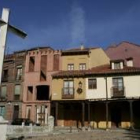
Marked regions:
[0,86,7,100]
[62,81,74,99]
[79,63,86,70]
[16,65,22,80]
[112,77,124,98]
[14,85,21,100]
[68,64,74,70]
[88,79,97,89]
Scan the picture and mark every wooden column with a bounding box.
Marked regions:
[129,100,134,129]
[88,102,91,126]
[106,102,109,129]
[82,102,85,127]
[55,102,58,126]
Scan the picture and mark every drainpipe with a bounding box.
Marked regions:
[105,76,109,130]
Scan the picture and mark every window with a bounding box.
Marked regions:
[79,63,86,70]
[13,106,19,119]
[27,86,33,101]
[14,85,21,100]
[68,64,74,70]
[113,77,123,91]
[26,106,31,119]
[40,55,47,81]
[2,69,8,81]
[29,56,35,72]
[114,62,121,69]
[0,106,5,117]
[63,81,74,95]
[88,79,97,89]
[0,86,7,99]
[53,54,59,71]
[16,65,22,80]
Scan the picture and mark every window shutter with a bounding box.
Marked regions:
[15,85,21,95]
[1,86,7,97]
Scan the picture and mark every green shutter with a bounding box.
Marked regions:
[1,86,7,97]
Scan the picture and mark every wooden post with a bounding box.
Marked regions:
[82,102,85,127]
[55,102,58,126]
[88,102,90,126]
[129,100,133,129]
[105,76,109,130]
[106,102,109,130]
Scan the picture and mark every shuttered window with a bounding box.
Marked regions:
[14,85,21,100]
[1,86,7,98]
[15,85,21,95]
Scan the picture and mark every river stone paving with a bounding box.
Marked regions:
[24,129,140,140]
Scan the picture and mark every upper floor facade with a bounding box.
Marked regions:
[1,51,26,102]
[52,59,140,101]
[62,46,110,71]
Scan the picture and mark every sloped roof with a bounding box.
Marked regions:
[105,41,140,67]
[52,64,140,78]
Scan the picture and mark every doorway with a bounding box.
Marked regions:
[13,105,19,120]
[111,107,121,128]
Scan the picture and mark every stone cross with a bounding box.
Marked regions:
[0,8,27,84]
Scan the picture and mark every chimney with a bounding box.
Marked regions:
[80,44,84,50]
[126,57,133,67]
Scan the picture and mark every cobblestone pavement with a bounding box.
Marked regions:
[24,129,140,140]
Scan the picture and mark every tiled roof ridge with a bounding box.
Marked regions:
[105,41,140,50]
[52,65,140,77]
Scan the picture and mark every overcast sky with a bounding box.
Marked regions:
[0,0,140,53]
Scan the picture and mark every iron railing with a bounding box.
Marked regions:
[111,86,125,98]
[62,87,74,99]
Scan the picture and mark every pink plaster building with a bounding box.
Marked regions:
[22,47,61,125]
[105,41,140,67]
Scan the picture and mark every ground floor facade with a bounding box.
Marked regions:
[0,101,22,122]
[22,101,51,125]
[51,99,140,129]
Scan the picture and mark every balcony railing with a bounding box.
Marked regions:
[62,87,74,99]
[111,86,125,98]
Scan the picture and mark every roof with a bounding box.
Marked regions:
[27,46,54,51]
[105,41,140,67]
[62,47,97,56]
[52,65,140,78]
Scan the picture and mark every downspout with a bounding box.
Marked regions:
[105,76,109,130]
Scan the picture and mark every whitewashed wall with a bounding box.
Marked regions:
[86,75,140,99]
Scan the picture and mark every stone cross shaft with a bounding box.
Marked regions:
[0,8,27,84]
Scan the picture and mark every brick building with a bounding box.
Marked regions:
[0,51,26,122]
[22,47,61,125]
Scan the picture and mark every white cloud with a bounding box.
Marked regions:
[70,2,85,47]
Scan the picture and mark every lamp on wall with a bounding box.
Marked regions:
[77,81,83,94]
[79,81,82,88]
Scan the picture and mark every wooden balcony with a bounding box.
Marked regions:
[62,88,74,99]
[111,86,125,98]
